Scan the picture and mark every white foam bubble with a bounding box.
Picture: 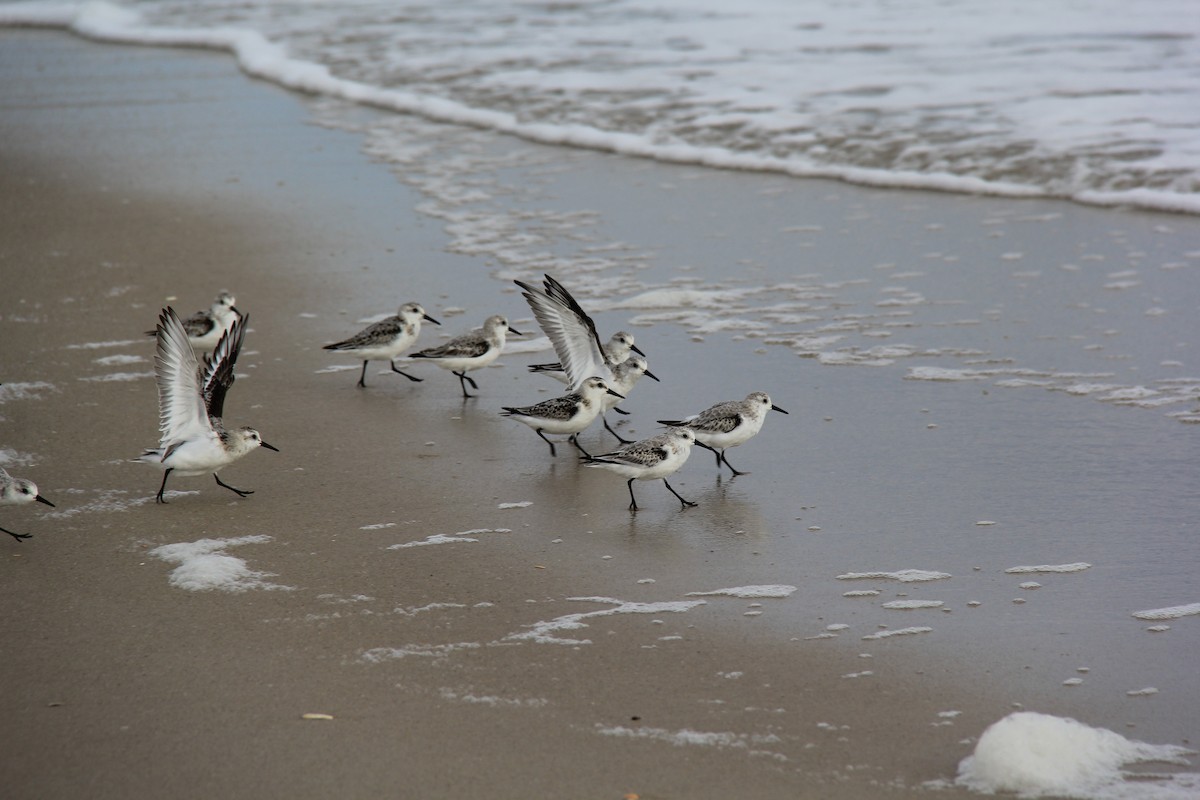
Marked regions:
[837,569,952,583]
[0,381,55,404]
[686,585,797,599]
[150,535,292,593]
[881,600,944,610]
[78,370,155,382]
[595,723,780,752]
[905,366,988,381]
[956,711,1198,799]
[1132,603,1200,621]
[505,597,706,646]
[0,448,38,468]
[1006,563,1092,574]
[862,626,933,640]
[64,339,139,350]
[92,354,146,366]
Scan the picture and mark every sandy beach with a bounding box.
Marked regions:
[2,30,1197,799]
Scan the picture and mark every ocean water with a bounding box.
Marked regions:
[2,0,1199,214]
[4,1,1198,425]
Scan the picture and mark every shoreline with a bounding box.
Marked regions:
[2,30,1197,799]
[2,3,1199,216]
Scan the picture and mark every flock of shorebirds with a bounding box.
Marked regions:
[2,274,787,542]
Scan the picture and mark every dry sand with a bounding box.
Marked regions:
[2,30,1196,799]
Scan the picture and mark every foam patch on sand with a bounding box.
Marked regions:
[837,569,952,583]
[504,597,706,646]
[1006,563,1092,574]
[1131,603,1200,621]
[150,535,293,593]
[0,381,55,404]
[686,585,797,599]
[955,711,1198,799]
[45,488,198,518]
[0,448,38,468]
[595,723,782,754]
[881,600,944,610]
[861,626,933,641]
[388,528,511,549]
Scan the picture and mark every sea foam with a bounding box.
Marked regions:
[956,712,1198,799]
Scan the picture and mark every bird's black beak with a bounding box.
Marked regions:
[260,441,280,452]
[424,314,441,326]
[607,388,626,399]
[231,306,243,317]
[771,404,789,414]
[507,326,525,336]
[631,343,646,356]
[644,368,660,382]
[36,495,55,508]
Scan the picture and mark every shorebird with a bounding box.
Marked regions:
[408,314,523,397]
[1,467,54,542]
[658,392,787,476]
[599,354,658,443]
[583,427,697,511]
[135,307,278,503]
[145,291,241,353]
[516,274,658,436]
[322,302,440,387]
[501,376,624,457]
[527,330,642,384]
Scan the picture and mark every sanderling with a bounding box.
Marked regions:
[658,392,787,476]
[516,275,658,435]
[322,302,440,387]
[528,330,642,385]
[134,307,279,503]
[501,376,624,457]
[600,354,659,443]
[408,314,523,397]
[583,427,697,511]
[1,467,54,542]
[145,291,241,353]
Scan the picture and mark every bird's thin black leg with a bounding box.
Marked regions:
[453,371,478,397]
[719,450,748,476]
[390,361,423,382]
[626,478,639,511]
[535,429,558,457]
[2,525,32,543]
[602,415,633,444]
[663,479,697,509]
[156,468,173,504]
[214,473,254,498]
[694,440,721,469]
[357,361,369,388]
[568,434,592,458]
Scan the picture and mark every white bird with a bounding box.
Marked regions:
[134,307,278,503]
[527,330,641,385]
[1,467,55,542]
[600,354,658,443]
[408,314,524,397]
[583,427,697,511]
[658,392,787,476]
[145,291,241,353]
[515,274,659,438]
[322,302,440,387]
[501,376,624,457]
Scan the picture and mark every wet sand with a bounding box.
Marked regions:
[2,31,1197,799]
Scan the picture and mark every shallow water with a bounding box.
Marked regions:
[3,0,1199,211]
